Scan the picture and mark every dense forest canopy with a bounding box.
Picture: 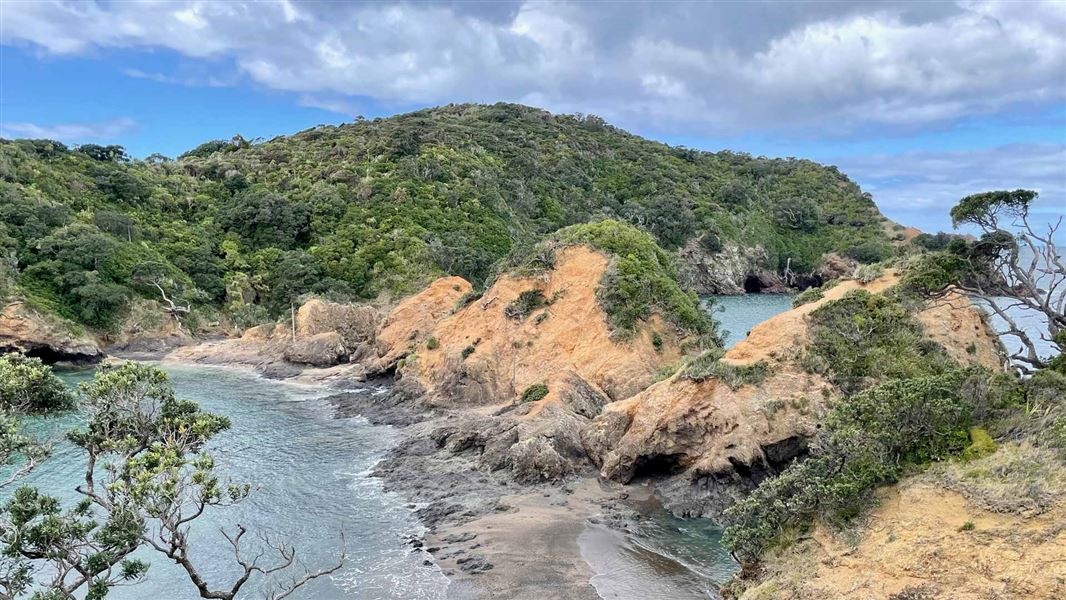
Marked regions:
[0,103,890,331]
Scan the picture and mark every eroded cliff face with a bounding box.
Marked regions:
[738,448,1066,600]
[0,301,102,363]
[369,245,694,481]
[586,273,1008,517]
[677,242,785,295]
[393,246,683,406]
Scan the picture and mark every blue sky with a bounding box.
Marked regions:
[1,1,1064,235]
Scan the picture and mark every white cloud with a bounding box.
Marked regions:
[0,118,138,142]
[1,1,1062,134]
[836,143,1066,234]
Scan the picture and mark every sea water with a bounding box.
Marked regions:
[11,364,449,600]
[8,294,802,600]
[705,294,795,348]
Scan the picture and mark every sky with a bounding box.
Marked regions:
[1,0,1064,235]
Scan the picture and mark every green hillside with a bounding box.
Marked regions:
[0,103,891,331]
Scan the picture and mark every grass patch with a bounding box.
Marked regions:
[681,348,771,390]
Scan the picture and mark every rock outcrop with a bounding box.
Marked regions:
[0,301,102,362]
[369,245,695,481]
[378,246,685,407]
[587,272,1008,517]
[677,242,786,295]
[165,298,381,380]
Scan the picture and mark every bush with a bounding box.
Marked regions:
[426,337,439,350]
[504,289,547,321]
[461,345,476,359]
[845,241,892,264]
[682,349,770,390]
[722,369,980,562]
[0,354,75,412]
[519,383,549,403]
[852,263,884,284]
[791,287,824,308]
[554,220,719,340]
[801,290,955,394]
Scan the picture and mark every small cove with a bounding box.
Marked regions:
[6,293,801,599]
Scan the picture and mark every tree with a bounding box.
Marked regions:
[923,190,1064,371]
[1,362,345,599]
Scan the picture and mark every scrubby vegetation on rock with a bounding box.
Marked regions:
[801,290,954,394]
[722,368,982,562]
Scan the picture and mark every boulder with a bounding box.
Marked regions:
[283,331,348,367]
[295,299,379,349]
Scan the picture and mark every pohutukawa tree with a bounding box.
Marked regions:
[0,361,345,599]
[938,190,1064,372]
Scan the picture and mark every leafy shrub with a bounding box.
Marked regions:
[722,370,980,562]
[682,349,770,390]
[519,383,549,403]
[426,337,439,350]
[0,354,75,412]
[504,289,547,321]
[851,263,884,284]
[651,331,664,352]
[461,345,476,359]
[801,290,955,394]
[791,287,824,308]
[554,220,719,340]
[844,240,892,264]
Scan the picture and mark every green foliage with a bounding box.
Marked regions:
[461,345,476,359]
[0,354,75,412]
[961,427,998,461]
[722,369,980,562]
[791,286,824,308]
[0,104,888,330]
[519,383,549,404]
[681,348,770,389]
[844,240,893,264]
[426,336,439,350]
[554,220,719,339]
[504,289,547,321]
[950,189,1037,229]
[852,263,884,283]
[651,331,664,352]
[801,290,955,394]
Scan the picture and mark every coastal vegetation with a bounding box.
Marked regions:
[1,103,889,337]
[722,191,1066,595]
[0,360,342,599]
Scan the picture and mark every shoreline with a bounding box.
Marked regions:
[118,345,734,599]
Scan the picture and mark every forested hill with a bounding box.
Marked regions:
[0,102,892,332]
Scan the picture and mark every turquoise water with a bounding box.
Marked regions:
[11,364,449,600]
[705,294,795,348]
[581,505,737,599]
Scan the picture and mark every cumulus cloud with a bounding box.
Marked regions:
[836,143,1066,234]
[0,117,138,142]
[2,0,1063,134]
